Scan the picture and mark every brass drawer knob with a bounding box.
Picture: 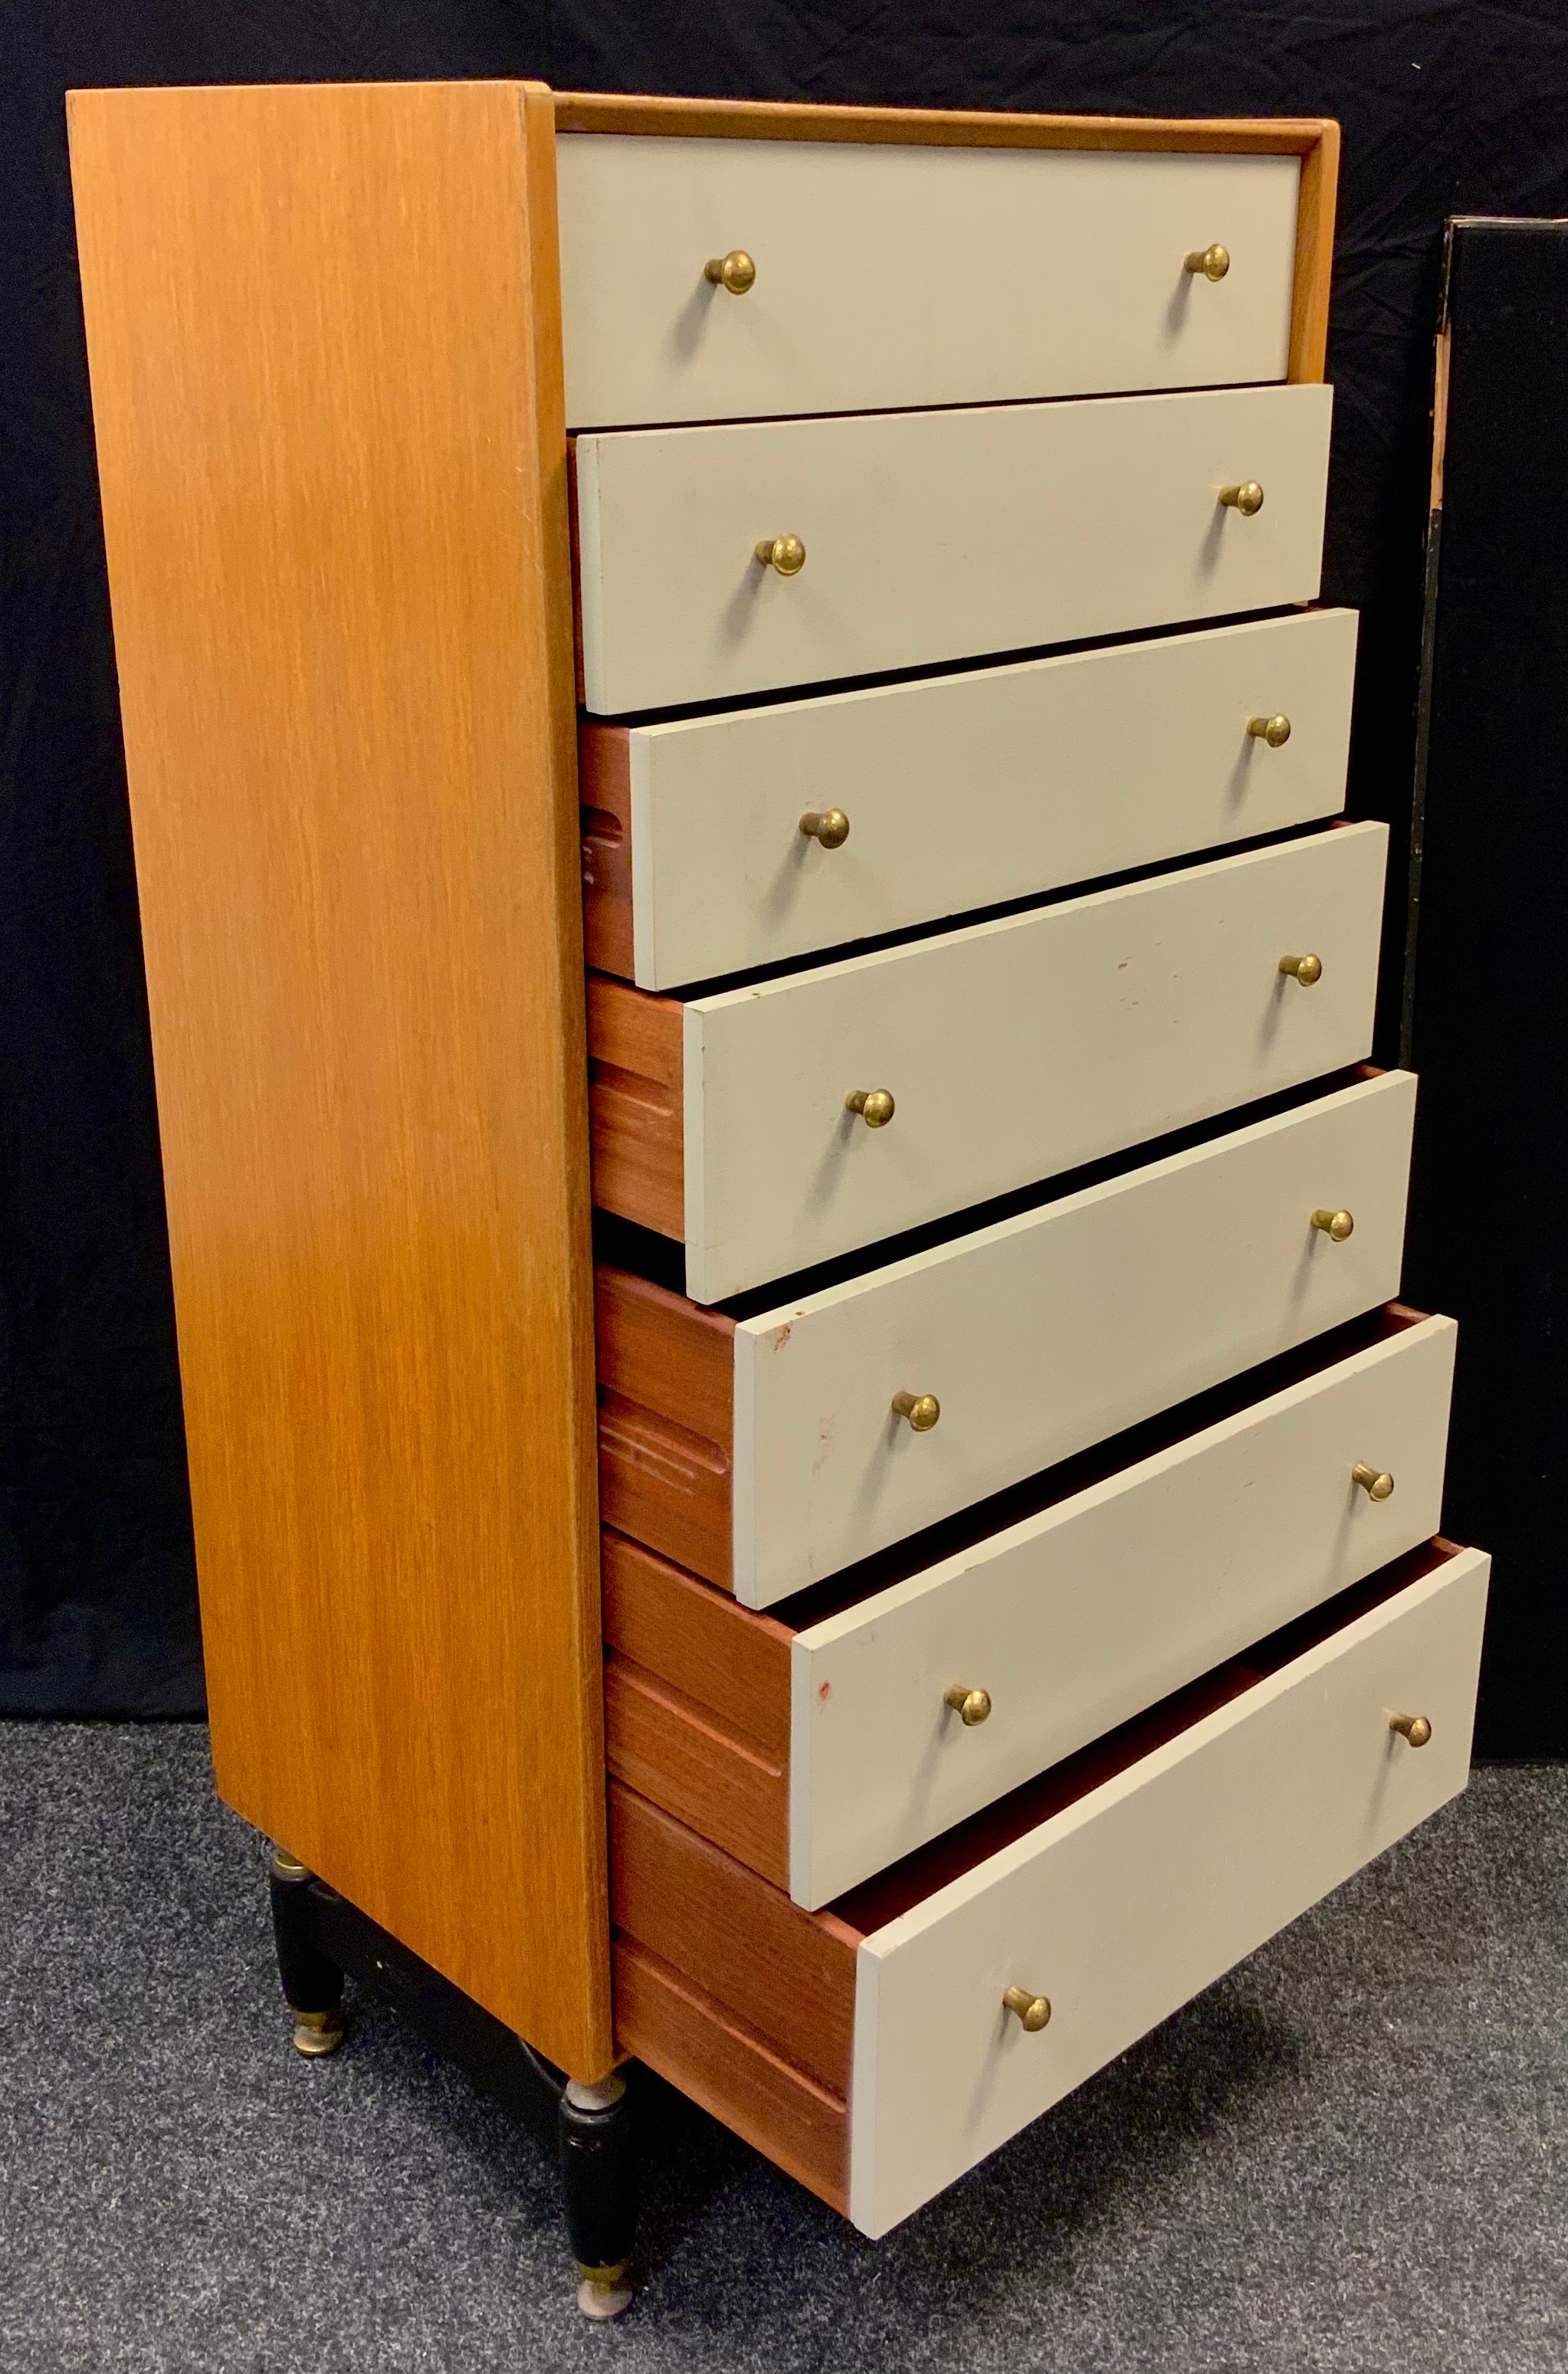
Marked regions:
[1003,1986,1051,2032]
[1352,1462,1396,1502]
[704,249,756,295]
[755,533,806,575]
[1219,480,1265,516]
[1310,1207,1355,1242]
[1278,953,1323,985]
[1248,713,1292,747]
[845,1087,895,1127]
[1389,1711,1433,1748]
[944,1684,992,1726]
[891,1390,940,1431]
[799,808,851,849]
[1184,242,1231,281]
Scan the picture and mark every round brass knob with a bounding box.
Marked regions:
[1219,480,1265,516]
[944,1684,992,1726]
[1352,1462,1396,1502]
[845,1087,894,1127]
[799,808,851,849]
[1310,1207,1355,1242]
[1184,242,1231,281]
[755,534,806,575]
[891,1390,940,1431]
[1389,1712,1433,1749]
[1002,1986,1051,2032]
[1248,713,1292,747]
[704,249,756,294]
[1278,953,1323,985]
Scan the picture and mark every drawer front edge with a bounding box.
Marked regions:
[847,1546,1490,2237]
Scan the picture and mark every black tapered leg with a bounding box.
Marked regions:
[261,1844,639,2309]
[267,1844,346,2057]
[559,2072,638,2318]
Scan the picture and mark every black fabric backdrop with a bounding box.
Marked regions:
[2,3,1564,1745]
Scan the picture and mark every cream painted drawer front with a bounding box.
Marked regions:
[575,382,1331,713]
[789,1316,1456,1908]
[732,1070,1417,1605]
[682,821,1385,1303]
[557,136,1300,430]
[605,608,1359,991]
[848,1546,1490,2237]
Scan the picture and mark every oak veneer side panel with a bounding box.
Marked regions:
[595,1268,735,1586]
[609,1782,856,2095]
[612,1940,849,2211]
[587,975,685,1235]
[68,80,611,2077]
[555,93,1329,156]
[601,1530,790,1752]
[1288,122,1340,384]
[579,727,635,978]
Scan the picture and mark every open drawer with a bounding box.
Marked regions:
[574,382,1331,713]
[604,1307,1458,1906]
[581,609,1360,994]
[611,1539,1490,2235]
[597,1069,1419,1605]
[591,821,1387,1304]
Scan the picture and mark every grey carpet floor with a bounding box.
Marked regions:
[0,1727,1562,2373]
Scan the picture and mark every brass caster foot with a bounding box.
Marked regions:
[291,2006,346,2058]
[576,2261,634,2320]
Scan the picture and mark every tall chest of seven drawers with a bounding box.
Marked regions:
[71,80,1491,2293]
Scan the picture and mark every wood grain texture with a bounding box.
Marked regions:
[605,1662,789,1887]
[579,728,635,978]
[602,1530,790,1755]
[554,91,1332,158]
[603,1529,791,1880]
[612,1939,849,2209]
[587,976,684,1236]
[68,80,612,2076]
[595,1267,736,1586]
[609,1783,857,2097]
[1288,119,1340,382]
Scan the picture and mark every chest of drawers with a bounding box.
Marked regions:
[70,79,1488,2315]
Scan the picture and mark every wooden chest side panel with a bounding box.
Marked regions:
[68,80,612,2077]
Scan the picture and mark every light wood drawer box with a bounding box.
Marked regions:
[592,821,1388,1303]
[596,1067,1419,1605]
[604,1309,1458,1907]
[612,1540,1488,2232]
[582,608,1360,991]
[558,136,1302,430]
[574,382,1332,714]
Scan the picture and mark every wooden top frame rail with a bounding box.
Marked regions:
[554,92,1339,382]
